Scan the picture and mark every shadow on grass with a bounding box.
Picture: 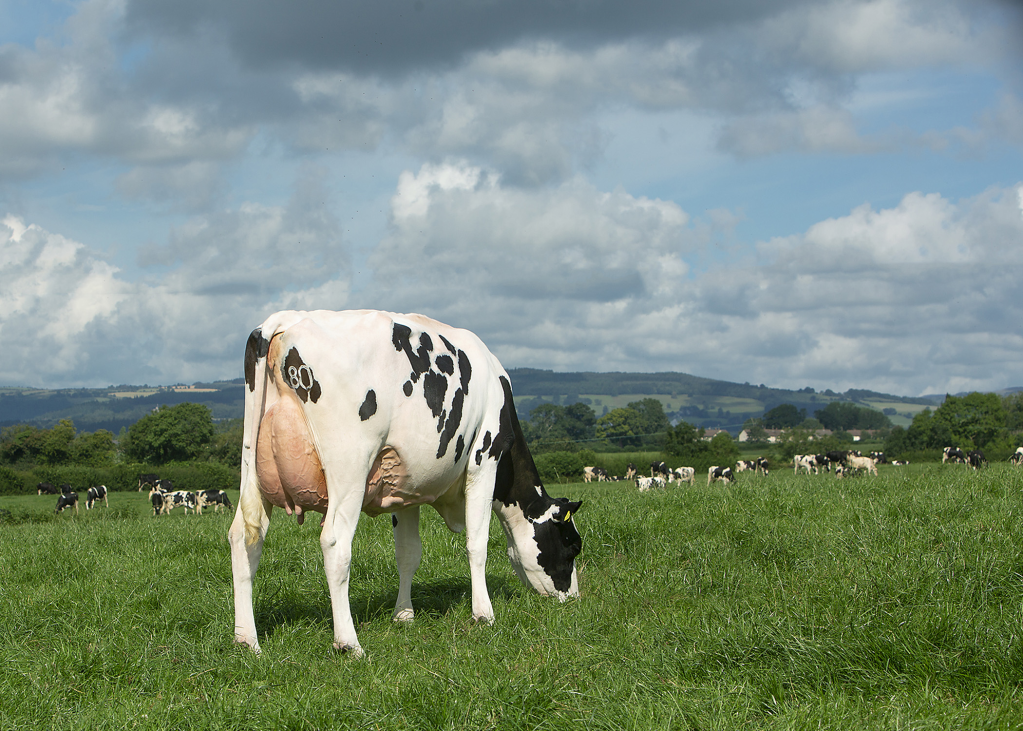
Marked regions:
[254,574,518,641]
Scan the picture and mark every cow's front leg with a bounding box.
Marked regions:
[463,473,496,624]
[392,506,421,622]
[320,492,364,656]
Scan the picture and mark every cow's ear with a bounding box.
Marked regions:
[561,500,582,522]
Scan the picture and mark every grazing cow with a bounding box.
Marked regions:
[649,461,670,478]
[869,451,887,465]
[37,482,59,495]
[890,460,908,466]
[163,490,198,515]
[707,466,733,484]
[825,451,850,468]
[582,466,598,483]
[793,454,816,474]
[230,310,582,656]
[670,466,695,484]
[845,454,878,476]
[55,492,78,514]
[942,447,967,464]
[966,450,986,470]
[151,491,165,516]
[197,489,233,514]
[636,476,666,492]
[1011,448,1023,466]
[85,485,108,509]
[625,463,637,480]
[137,474,158,492]
[735,459,769,476]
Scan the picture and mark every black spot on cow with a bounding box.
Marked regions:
[282,347,321,404]
[454,434,465,463]
[457,350,471,394]
[359,390,377,421]
[392,323,432,383]
[392,514,398,528]
[488,377,516,461]
[437,388,464,459]
[439,334,457,354]
[436,354,454,375]
[475,431,492,465]
[244,328,271,392]
[423,370,448,419]
[403,380,413,397]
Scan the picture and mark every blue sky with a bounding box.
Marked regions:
[0,0,1021,397]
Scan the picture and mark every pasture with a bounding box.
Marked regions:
[2,464,1023,729]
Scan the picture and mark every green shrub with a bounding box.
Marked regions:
[534,451,585,483]
[0,465,31,496]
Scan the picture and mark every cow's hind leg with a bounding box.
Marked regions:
[229,488,272,652]
[392,506,422,622]
[320,487,366,657]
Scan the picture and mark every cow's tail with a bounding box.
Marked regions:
[240,327,276,546]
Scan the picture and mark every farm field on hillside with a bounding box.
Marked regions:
[2,465,1023,729]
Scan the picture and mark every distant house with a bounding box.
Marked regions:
[738,428,785,443]
[702,428,729,441]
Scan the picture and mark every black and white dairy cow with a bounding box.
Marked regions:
[85,485,108,509]
[197,489,233,514]
[230,310,583,656]
[707,466,734,484]
[55,491,78,514]
[37,482,60,495]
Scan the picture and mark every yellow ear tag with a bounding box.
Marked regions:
[563,511,572,522]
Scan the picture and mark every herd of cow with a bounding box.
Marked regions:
[37,481,108,513]
[584,444,1019,494]
[37,474,233,516]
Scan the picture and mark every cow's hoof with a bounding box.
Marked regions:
[472,613,496,626]
[234,637,261,654]
[333,642,365,658]
[393,608,415,623]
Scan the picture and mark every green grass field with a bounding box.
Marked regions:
[3,464,1023,729]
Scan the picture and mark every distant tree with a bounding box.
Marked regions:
[596,407,645,448]
[815,402,891,431]
[1004,393,1023,433]
[797,418,823,431]
[708,431,739,464]
[562,402,597,442]
[39,419,76,466]
[662,420,707,460]
[932,392,1007,450]
[626,398,671,440]
[763,404,805,429]
[71,429,116,467]
[122,403,216,464]
[208,419,244,467]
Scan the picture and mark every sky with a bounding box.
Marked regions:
[1,0,1021,397]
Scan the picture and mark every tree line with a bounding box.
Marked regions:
[0,402,242,470]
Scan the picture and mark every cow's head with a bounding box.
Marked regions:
[498,496,582,600]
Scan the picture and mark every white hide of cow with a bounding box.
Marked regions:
[229,310,582,657]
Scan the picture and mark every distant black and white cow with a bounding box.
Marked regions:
[737,458,770,475]
[826,451,851,468]
[1011,447,1023,466]
[966,450,986,470]
[707,466,734,484]
[845,454,878,476]
[137,473,160,492]
[197,489,233,514]
[670,466,695,484]
[636,476,666,492]
[582,466,608,483]
[625,463,637,480]
[150,491,165,516]
[37,482,59,495]
[55,491,78,514]
[869,451,887,465]
[85,485,108,509]
[793,454,816,474]
[163,490,198,515]
[943,447,967,464]
[230,310,583,655]
[650,461,670,478]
